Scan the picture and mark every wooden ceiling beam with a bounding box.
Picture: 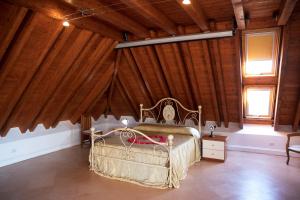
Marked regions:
[231,0,246,30]
[176,0,209,32]
[106,50,122,115]
[202,40,221,127]
[171,43,196,108]
[177,26,206,125]
[120,0,177,35]
[1,27,76,134]
[278,0,298,26]
[293,98,300,131]
[0,7,28,62]
[274,26,289,131]
[130,48,157,104]
[117,77,139,119]
[0,11,35,88]
[70,63,114,123]
[5,0,122,40]
[234,30,243,129]
[0,14,63,136]
[150,31,175,98]
[208,22,229,128]
[145,46,171,98]
[62,0,148,38]
[51,40,118,127]
[28,34,108,131]
[123,48,154,105]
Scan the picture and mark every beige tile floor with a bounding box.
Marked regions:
[0,146,299,200]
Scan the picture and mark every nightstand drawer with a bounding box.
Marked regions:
[203,149,224,160]
[202,140,224,150]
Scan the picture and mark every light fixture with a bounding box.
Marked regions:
[182,0,191,5]
[121,119,128,128]
[62,20,70,27]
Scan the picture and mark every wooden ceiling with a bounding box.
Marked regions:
[0,0,299,136]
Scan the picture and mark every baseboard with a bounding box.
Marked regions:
[0,129,80,167]
[227,144,287,156]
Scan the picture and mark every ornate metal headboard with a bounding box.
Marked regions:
[140,97,202,133]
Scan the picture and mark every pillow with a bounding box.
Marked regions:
[134,123,200,138]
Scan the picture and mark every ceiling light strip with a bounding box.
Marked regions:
[115,30,233,49]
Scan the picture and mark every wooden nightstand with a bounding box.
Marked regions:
[201,135,228,162]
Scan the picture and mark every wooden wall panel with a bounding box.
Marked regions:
[117,52,152,109]
[91,95,108,120]
[130,47,170,102]
[0,1,28,62]
[53,38,116,125]
[187,40,215,120]
[0,13,63,135]
[110,81,137,120]
[277,10,300,126]
[34,38,116,129]
[29,29,92,130]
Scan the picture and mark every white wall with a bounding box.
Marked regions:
[0,121,80,167]
[92,116,300,157]
[1,115,299,168]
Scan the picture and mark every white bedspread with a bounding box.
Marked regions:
[90,128,200,188]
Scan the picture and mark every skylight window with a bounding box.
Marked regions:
[244,32,276,76]
[244,87,275,119]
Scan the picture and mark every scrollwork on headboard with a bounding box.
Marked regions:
[140,98,202,132]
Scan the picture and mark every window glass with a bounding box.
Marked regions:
[245,32,275,76]
[245,87,274,118]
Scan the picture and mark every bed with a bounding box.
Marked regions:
[89,98,202,189]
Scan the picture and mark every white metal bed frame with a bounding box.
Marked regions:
[90,97,202,188]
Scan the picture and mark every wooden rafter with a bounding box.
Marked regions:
[29,35,109,130]
[2,26,74,132]
[0,7,28,62]
[113,81,137,121]
[145,46,171,98]
[51,40,118,128]
[70,63,114,123]
[150,31,175,98]
[231,0,246,30]
[202,40,221,127]
[177,26,206,125]
[5,0,122,40]
[123,48,154,105]
[293,98,300,131]
[62,0,148,38]
[176,0,209,32]
[120,0,177,35]
[130,48,157,104]
[106,50,122,115]
[274,26,289,130]
[208,22,229,127]
[278,0,298,26]
[117,77,139,118]
[171,43,196,108]
[1,26,70,135]
[0,12,35,88]
[0,14,63,136]
[234,30,243,129]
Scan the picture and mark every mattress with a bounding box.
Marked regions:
[90,125,200,188]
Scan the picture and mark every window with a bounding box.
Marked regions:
[244,86,275,119]
[244,31,278,77]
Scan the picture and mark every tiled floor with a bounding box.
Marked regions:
[0,146,299,200]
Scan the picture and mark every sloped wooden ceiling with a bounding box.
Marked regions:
[0,0,299,136]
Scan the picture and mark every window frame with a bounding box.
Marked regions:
[242,28,280,78]
[243,85,276,119]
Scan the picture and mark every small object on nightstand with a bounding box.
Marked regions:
[202,135,228,162]
[209,124,217,137]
